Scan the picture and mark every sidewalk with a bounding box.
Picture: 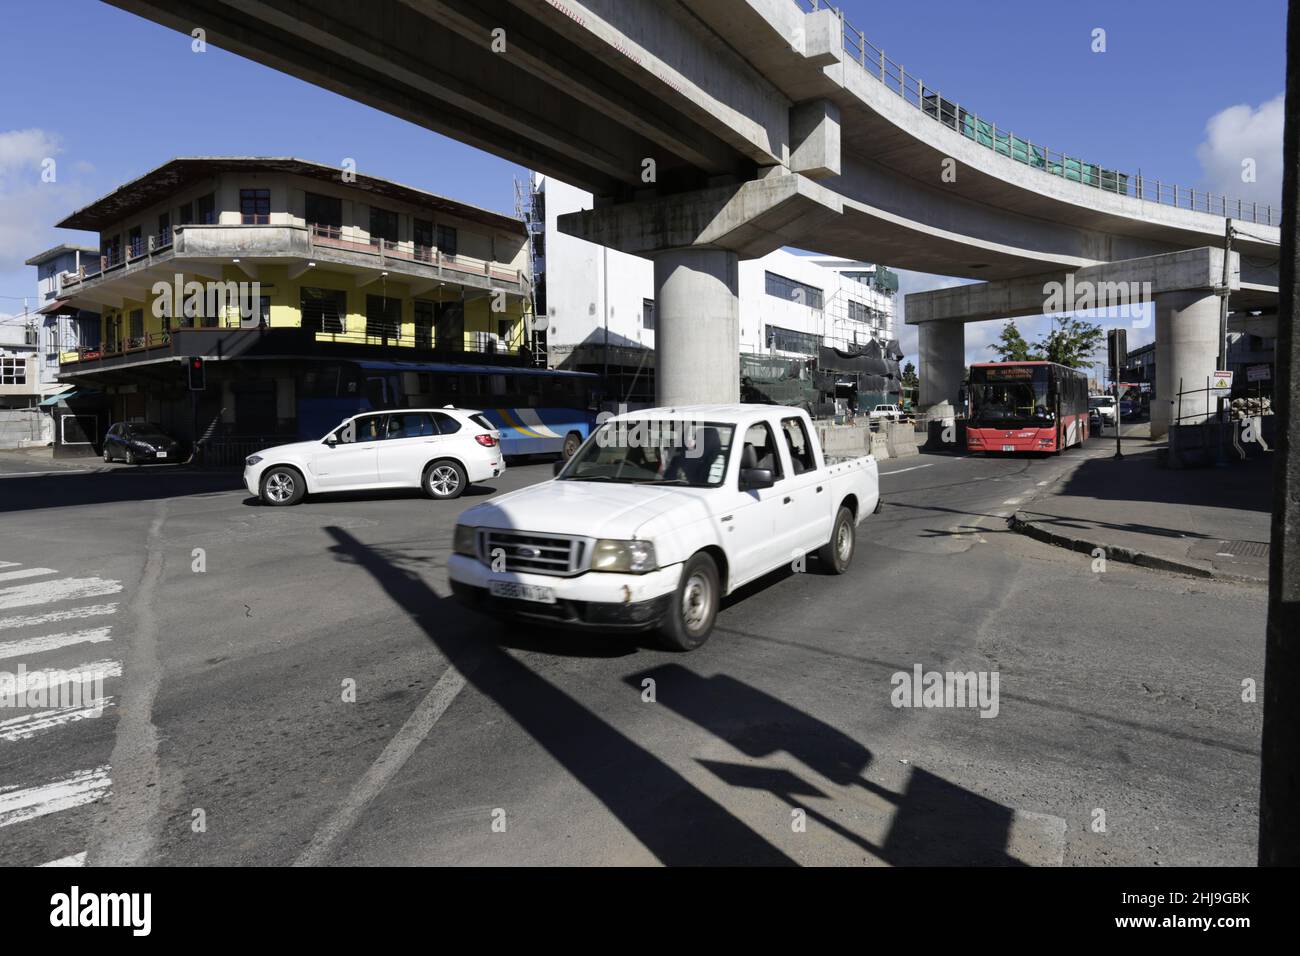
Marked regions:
[1011,439,1273,584]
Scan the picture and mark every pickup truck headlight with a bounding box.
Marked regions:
[453,525,478,558]
[591,539,657,574]
[245,455,263,467]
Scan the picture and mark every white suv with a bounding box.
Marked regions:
[244,408,504,506]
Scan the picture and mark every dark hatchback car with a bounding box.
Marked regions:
[103,423,184,464]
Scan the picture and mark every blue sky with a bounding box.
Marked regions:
[0,0,1288,367]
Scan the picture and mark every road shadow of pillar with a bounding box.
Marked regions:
[631,665,1026,866]
[324,526,795,866]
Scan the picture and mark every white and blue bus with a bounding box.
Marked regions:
[296,360,601,459]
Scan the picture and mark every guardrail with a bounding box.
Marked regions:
[802,0,1277,226]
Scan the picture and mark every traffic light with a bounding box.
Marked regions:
[1107,329,1128,371]
[188,356,206,391]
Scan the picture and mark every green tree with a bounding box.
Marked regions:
[901,362,918,388]
[987,320,1037,361]
[1034,315,1105,368]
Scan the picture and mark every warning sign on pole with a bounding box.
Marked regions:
[1211,370,1234,397]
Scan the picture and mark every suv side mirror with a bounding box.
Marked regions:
[739,467,774,491]
[324,437,339,447]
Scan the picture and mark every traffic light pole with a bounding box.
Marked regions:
[1259,0,1300,866]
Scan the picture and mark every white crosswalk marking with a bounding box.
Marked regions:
[0,603,119,632]
[0,560,126,863]
[0,766,112,829]
[1,697,114,742]
[0,568,57,583]
[0,577,123,611]
[0,626,113,661]
[0,659,122,697]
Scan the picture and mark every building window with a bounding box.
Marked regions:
[129,309,144,346]
[764,271,824,311]
[300,287,347,334]
[157,212,172,247]
[240,188,271,224]
[435,301,464,351]
[437,224,458,258]
[101,234,121,267]
[365,294,401,344]
[414,300,434,348]
[127,226,142,259]
[642,298,655,331]
[306,193,342,238]
[0,357,27,385]
[413,218,434,261]
[369,207,399,245]
[765,323,821,355]
[196,193,216,225]
[179,202,193,225]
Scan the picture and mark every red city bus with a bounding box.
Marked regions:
[966,361,1089,454]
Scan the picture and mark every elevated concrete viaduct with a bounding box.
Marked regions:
[104,0,1281,407]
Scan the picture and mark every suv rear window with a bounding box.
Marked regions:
[469,413,494,430]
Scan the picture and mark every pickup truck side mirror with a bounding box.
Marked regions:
[739,467,774,491]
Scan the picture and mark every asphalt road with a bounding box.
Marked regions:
[0,443,1264,866]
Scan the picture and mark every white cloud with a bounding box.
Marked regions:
[0,128,94,280]
[1196,93,1284,209]
[0,128,61,182]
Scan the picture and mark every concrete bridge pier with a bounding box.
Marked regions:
[556,173,843,407]
[652,248,740,406]
[917,320,965,410]
[1151,290,1221,439]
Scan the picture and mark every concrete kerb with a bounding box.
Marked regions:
[1008,510,1265,586]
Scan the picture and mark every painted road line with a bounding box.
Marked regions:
[39,852,87,867]
[880,463,935,477]
[1003,499,1022,505]
[0,470,99,479]
[0,562,19,569]
[294,652,481,866]
[0,766,112,829]
[0,697,114,742]
[0,568,58,584]
[0,659,122,697]
[0,627,113,661]
[0,604,119,632]
[0,577,123,611]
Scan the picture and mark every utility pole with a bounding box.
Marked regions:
[1259,0,1300,866]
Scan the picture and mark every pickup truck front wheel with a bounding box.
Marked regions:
[659,552,720,652]
[817,506,856,574]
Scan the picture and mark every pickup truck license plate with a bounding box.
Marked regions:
[155,451,167,459]
[1001,444,1015,452]
[489,581,556,604]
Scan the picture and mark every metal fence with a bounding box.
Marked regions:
[802,0,1277,225]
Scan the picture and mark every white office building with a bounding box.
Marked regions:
[529,174,900,408]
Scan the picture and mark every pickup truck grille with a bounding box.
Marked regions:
[479,530,591,577]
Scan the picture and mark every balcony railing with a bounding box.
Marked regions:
[58,222,525,294]
[801,0,1279,226]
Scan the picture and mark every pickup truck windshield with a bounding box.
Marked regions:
[559,421,735,487]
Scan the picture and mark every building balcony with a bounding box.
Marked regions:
[56,315,531,377]
[56,222,527,309]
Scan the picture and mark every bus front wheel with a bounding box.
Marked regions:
[562,431,583,460]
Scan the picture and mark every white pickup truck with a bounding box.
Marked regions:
[448,404,879,650]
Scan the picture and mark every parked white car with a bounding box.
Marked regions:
[448,404,879,650]
[243,408,504,505]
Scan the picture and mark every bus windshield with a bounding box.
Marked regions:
[969,367,1055,427]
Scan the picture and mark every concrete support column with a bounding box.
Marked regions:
[652,248,739,406]
[1152,290,1221,438]
[917,321,965,409]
